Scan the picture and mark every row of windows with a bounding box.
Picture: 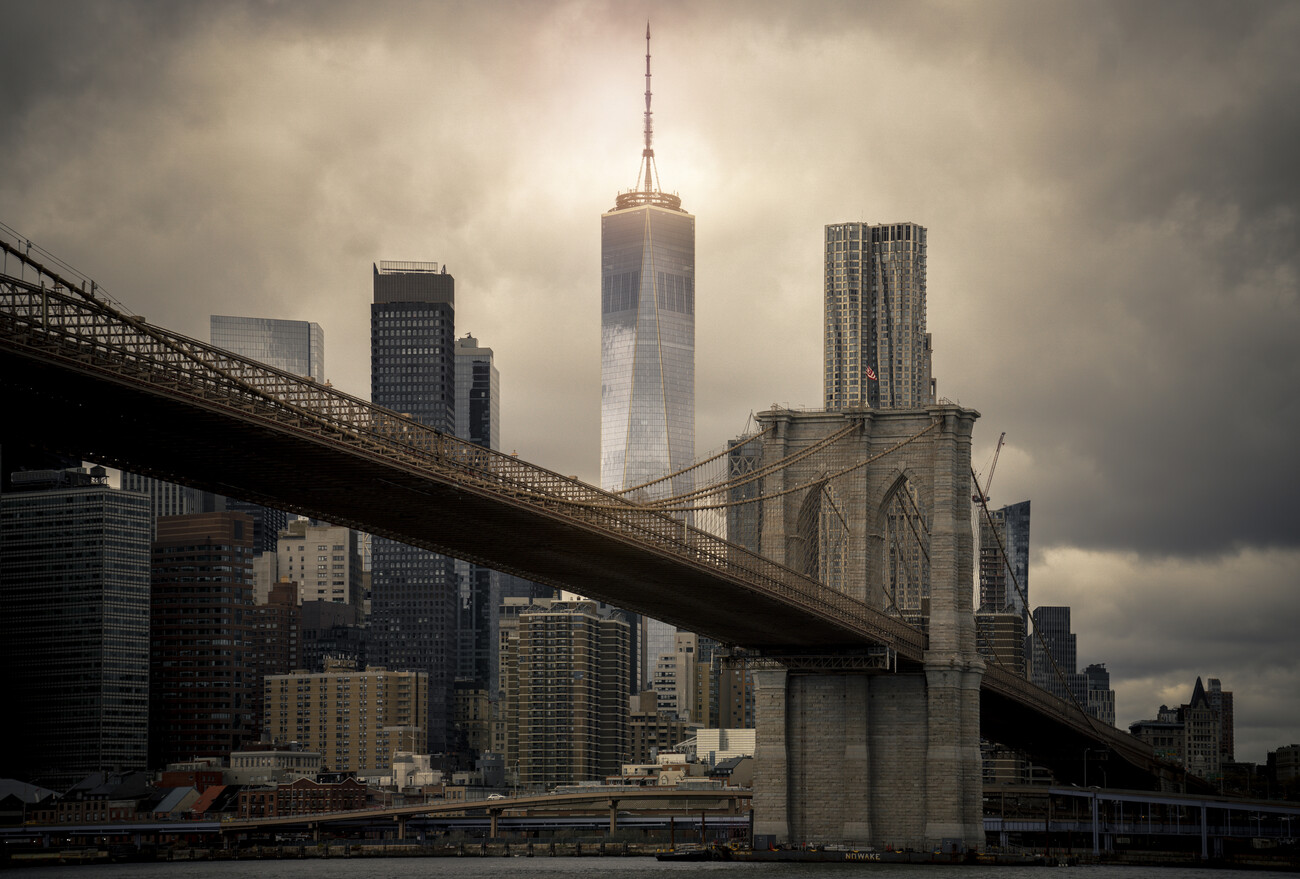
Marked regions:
[827,223,924,243]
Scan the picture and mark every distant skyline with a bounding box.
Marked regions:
[3,1,1297,762]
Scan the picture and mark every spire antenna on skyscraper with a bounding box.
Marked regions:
[616,23,681,211]
[641,21,655,193]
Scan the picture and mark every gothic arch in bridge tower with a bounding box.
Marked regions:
[875,468,932,625]
[789,475,827,580]
[788,477,849,592]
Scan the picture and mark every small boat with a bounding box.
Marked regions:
[656,844,733,862]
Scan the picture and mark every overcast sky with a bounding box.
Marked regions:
[4,1,1297,763]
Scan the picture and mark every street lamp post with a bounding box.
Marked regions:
[1090,787,1100,858]
[1083,748,1106,788]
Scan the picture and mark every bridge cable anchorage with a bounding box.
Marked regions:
[973,464,1108,736]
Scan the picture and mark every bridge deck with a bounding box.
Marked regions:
[0,247,1161,782]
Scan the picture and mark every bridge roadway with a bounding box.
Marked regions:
[0,245,1157,782]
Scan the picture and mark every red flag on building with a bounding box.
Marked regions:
[866,366,878,381]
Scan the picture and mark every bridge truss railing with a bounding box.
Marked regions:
[0,243,925,655]
[983,666,1153,767]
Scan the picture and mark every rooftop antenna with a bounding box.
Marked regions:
[615,23,681,211]
[638,22,657,194]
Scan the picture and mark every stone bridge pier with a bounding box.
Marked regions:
[748,406,984,851]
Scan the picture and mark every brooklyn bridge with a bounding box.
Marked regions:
[0,237,1176,851]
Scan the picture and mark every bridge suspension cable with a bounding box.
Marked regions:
[610,418,860,510]
[973,465,1110,736]
[613,425,774,498]
[644,420,939,513]
[641,420,863,509]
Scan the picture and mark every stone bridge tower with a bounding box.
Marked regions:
[748,404,984,851]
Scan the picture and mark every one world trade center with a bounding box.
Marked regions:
[600,24,695,687]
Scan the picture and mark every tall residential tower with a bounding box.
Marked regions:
[824,222,934,410]
[600,25,695,686]
[978,500,1031,620]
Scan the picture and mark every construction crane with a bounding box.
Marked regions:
[972,431,1005,504]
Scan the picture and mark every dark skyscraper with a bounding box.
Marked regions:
[371,261,455,429]
[150,512,257,767]
[1207,677,1234,762]
[453,334,501,693]
[1028,605,1086,704]
[370,260,457,751]
[0,466,151,788]
[601,25,695,688]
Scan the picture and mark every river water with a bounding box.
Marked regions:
[2,859,1277,879]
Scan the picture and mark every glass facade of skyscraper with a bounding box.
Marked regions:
[207,314,315,550]
[600,205,696,497]
[210,315,324,381]
[601,201,695,688]
[0,468,151,788]
[453,334,501,693]
[978,499,1031,621]
[370,261,457,751]
[824,222,934,410]
[1028,605,1086,703]
[454,335,500,451]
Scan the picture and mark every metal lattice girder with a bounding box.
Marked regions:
[720,646,897,673]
